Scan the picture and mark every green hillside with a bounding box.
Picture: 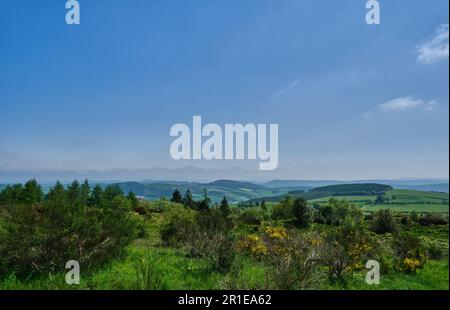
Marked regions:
[250,183,392,203]
[111,179,285,203]
[308,189,449,214]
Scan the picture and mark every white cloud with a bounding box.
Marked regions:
[271,80,299,100]
[378,96,440,112]
[417,24,449,64]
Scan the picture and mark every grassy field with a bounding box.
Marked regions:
[362,204,449,213]
[307,189,449,213]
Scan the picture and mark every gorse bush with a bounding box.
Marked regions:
[393,232,426,273]
[263,229,321,289]
[236,225,321,289]
[318,219,373,279]
[0,180,138,278]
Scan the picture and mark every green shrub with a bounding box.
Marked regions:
[187,210,235,273]
[422,238,448,260]
[319,220,373,279]
[393,232,426,273]
[409,210,419,222]
[0,180,138,278]
[314,199,363,226]
[264,230,322,289]
[159,204,196,246]
[238,208,264,226]
[418,213,448,226]
[271,195,294,221]
[370,209,398,234]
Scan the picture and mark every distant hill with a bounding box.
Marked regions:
[110,179,286,203]
[263,179,340,188]
[250,183,393,202]
[263,179,449,193]
[386,183,449,193]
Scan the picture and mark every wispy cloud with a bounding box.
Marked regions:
[378,96,440,112]
[271,80,299,100]
[417,24,449,64]
[362,112,372,119]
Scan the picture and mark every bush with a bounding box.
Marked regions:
[393,232,426,273]
[238,208,264,226]
[187,210,235,273]
[370,209,398,234]
[237,226,321,289]
[409,210,419,222]
[0,181,138,278]
[422,238,448,260]
[318,220,373,279]
[159,204,196,246]
[418,213,448,226]
[271,195,294,220]
[264,230,322,289]
[314,199,363,226]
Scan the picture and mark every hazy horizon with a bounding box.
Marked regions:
[0,165,448,184]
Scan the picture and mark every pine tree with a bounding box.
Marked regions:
[23,179,43,204]
[196,188,211,211]
[183,190,194,209]
[79,179,91,205]
[90,184,103,207]
[292,197,310,228]
[220,196,230,217]
[67,180,81,204]
[171,189,182,204]
[127,191,139,210]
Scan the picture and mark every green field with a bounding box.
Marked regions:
[362,204,449,213]
[308,189,449,213]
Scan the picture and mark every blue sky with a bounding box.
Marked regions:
[0,0,448,180]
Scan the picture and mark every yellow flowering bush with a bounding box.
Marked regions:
[236,234,267,258]
[263,226,288,240]
[403,257,422,273]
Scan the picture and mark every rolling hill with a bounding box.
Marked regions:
[110,179,288,203]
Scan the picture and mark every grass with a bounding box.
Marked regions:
[328,260,449,290]
[362,204,449,213]
[2,243,447,290]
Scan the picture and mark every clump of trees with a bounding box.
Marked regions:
[0,180,139,278]
[271,195,312,228]
[314,198,363,226]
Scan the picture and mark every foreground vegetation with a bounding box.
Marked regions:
[0,180,448,290]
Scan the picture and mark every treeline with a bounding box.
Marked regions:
[301,183,393,200]
[169,188,232,214]
[0,180,139,278]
